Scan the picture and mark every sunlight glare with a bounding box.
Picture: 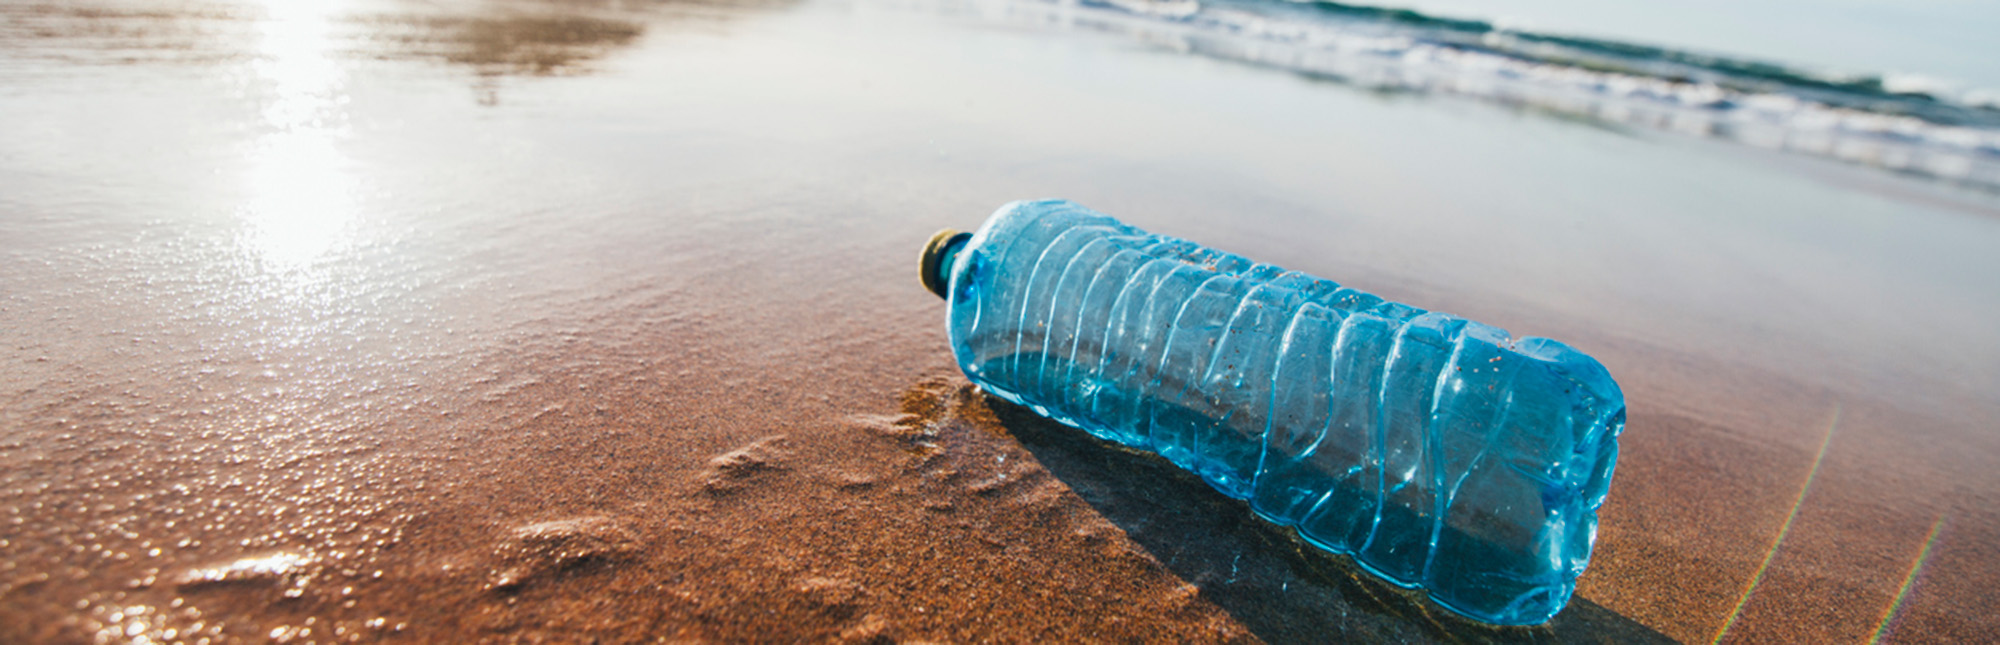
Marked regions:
[239,0,357,270]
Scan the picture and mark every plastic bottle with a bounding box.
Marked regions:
[918,200,1625,625]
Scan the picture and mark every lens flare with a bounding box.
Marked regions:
[1712,403,1840,644]
[1871,514,1949,644]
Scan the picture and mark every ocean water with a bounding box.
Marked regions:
[923,0,2000,189]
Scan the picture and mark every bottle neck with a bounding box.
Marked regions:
[920,229,972,300]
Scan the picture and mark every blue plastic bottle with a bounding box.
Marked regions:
[918,200,1625,625]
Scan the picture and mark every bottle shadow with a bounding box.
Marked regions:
[980,393,1672,644]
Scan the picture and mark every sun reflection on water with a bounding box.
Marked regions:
[239,0,357,271]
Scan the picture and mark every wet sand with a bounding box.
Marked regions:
[4,0,2000,642]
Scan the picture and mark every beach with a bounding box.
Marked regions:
[3,0,1998,642]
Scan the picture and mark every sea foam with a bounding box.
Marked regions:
[918,0,2000,189]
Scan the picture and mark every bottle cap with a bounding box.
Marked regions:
[920,229,971,300]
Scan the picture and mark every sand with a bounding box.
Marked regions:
[2,0,1998,643]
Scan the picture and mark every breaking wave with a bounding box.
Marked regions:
[936,0,2000,189]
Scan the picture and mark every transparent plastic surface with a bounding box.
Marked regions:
[940,200,1626,625]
